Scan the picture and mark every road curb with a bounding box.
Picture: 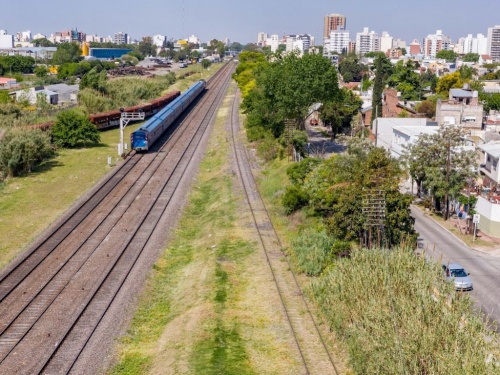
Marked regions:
[411,204,497,257]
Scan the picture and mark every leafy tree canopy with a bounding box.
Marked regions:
[462,53,479,63]
[436,50,457,62]
[52,42,83,65]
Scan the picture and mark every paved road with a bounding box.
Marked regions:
[305,123,345,157]
[412,206,500,329]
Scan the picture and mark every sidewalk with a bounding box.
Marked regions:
[414,204,500,257]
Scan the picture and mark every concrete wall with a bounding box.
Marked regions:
[475,196,500,236]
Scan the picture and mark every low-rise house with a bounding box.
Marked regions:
[435,86,484,129]
[478,142,500,184]
[45,84,78,104]
[11,87,58,105]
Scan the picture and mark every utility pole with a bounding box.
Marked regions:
[444,136,451,220]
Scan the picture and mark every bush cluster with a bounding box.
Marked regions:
[0,128,54,179]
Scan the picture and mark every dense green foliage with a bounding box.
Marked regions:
[52,42,83,65]
[0,55,35,75]
[436,49,458,62]
[338,53,367,82]
[0,128,54,179]
[239,52,339,138]
[320,88,362,135]
[312,248,498,374]
[52,109,100,147]
[283,142,416,248]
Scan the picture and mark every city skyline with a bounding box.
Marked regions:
[2,0,499,44]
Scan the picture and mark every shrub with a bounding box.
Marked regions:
[312,248,500,374]
[291,230,335,276]
[52,109,101,148]
[286,157,321,185]
[256,135,278,162]
[0,128,54,179]
[282,184,309,215]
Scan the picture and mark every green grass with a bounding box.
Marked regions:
[0,68,223,271]
[111,86,258,374]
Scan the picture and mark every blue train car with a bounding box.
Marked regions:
[131,80,206,151]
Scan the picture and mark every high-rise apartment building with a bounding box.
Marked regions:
[257,32,268,46]
[324,30,350,55]
[459,33,488,55]
[487,25,500,61]
[356,27,380,55]
[323,13,346,38]
[423,30,451,58]
[379,31,393,54]
[114,32,128,45]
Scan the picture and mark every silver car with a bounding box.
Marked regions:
[442,263,473,291]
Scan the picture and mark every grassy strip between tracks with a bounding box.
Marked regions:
[0,66,222,271]
[110,87,301,374]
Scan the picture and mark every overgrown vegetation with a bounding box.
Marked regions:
[312,248,499,374]
[0,128,54,179]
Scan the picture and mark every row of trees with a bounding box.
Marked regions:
[234,51,361,140]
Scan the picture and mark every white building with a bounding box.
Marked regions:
[285,34,312,55]
[487,25,500,62]
[459,33,488,55]
[0,30,14,49]
[324,29,350,55]
[257,32,268,46]
[153,34,167,48]
[114,32,128,45]
[390,125,439,158]
[423,30,451,58]
[267,34,280,53]
[379,31,393,54]
[188,35,200,45]
[376,118,432,152]
[393,38,407,50]
[33,33,46,40]
[356,27,380,55]
[86,34,103,43]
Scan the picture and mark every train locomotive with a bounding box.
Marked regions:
[130,80,206,151]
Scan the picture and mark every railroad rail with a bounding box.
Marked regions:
[228,86,340,375]
[0,61,236,374]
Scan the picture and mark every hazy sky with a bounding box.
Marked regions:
[2,0,499,44]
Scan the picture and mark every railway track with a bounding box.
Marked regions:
[0,61,236,374]
[228,86,340,375]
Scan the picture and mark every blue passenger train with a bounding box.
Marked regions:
[130,80,206,151]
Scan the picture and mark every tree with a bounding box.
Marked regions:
[371,55,387,124]
[52,43,83,65]
[201,59,212,69]
[52,109,101,148]
[34,65,49,77]
[0,128,54,179]
[242,52,340,137]
[301,145,413,247]
[32,38,55,47]
[320,88,362,135]
[436,71,465,95]
[436,50,457,62]
[387,60,420,100]
[79,67,108,94]
[415,100,436,119]
[138,37,156,57]
[403,126,476,220]
[462,53,479,63]
[338,53,367,82]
